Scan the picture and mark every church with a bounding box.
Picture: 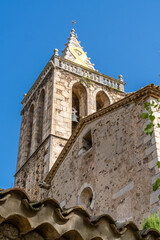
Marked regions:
[0,26,160,239]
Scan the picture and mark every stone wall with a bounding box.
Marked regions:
[15,64,125,198]
[15,137,49,200]
[17,70,54,171]
[48,96,160,227]
[17,65,124,172]
[49,68,125,168]
[147,98,160,213]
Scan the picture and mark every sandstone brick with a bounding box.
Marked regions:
[112,182,134,199]
[148,157,158,169]
[152,173,160,184]
[16,60,126,222]
[145,144,157,156]
[150,189,160,205]
[48,97,160,227]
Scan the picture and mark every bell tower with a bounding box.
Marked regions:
[15,26,125,198]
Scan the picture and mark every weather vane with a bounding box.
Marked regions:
[72,20,76,29]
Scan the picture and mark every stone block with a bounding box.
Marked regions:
[112,182,134,200]
[148,157,158,169]
[155,165,160,175]
[150,189,160,205]
[145,144,156,156]
[152,173,160,184]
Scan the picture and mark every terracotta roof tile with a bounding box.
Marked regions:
[0,188,159,240]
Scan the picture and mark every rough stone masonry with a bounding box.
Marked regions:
[14,28,160,228]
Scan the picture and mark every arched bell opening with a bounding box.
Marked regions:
[96,91,110,111]
[72,83,87,131]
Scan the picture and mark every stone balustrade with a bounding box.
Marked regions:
[22,54,125,108]
[53,55,125,92]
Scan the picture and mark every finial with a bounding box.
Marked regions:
[24,93,27,97]
[72,20,76,29]
[54,48,59,56]
[119,74,123,81]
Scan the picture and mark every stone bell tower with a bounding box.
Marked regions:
[15,26,126,198]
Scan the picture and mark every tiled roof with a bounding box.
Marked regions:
[0,188,160,240]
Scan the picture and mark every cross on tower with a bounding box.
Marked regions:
[72,20,76,29]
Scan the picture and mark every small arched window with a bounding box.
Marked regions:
[80,187,93,208]
[72,83,87,130]
[96,91,110,111]
[78,184,95,210]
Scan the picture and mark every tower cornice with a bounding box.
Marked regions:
[21,54,125,110]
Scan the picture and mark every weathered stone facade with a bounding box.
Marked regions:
[17,70,53,171]
[14,28,160,230]
[15,137,49,200]
[15,28,125,197]
[49,67,125,169]
[43,86,160,227]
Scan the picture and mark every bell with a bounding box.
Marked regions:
[72,108,78,122]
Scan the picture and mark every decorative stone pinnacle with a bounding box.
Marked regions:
[24,93,27,97]
[70,28,76,37]
[61,25,95,70]
[54,48,59,56]
[119,74,123,81]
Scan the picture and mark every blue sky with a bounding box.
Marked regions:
[0,0,160,189]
